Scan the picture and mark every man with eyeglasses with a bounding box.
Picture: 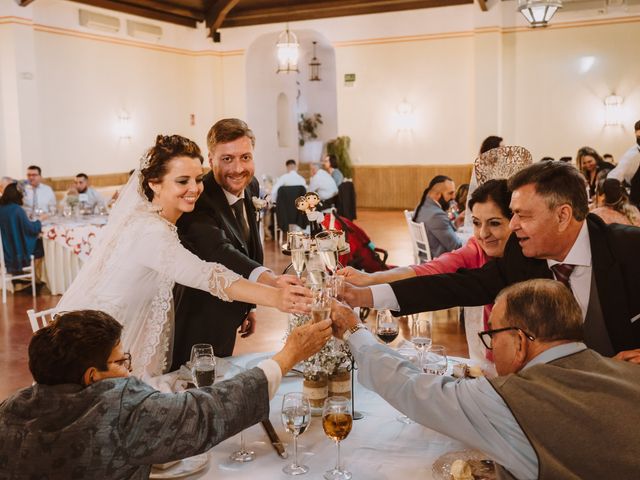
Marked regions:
[0,309,332,478]
[330,279,640,479]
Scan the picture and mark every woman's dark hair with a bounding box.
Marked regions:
[412,175,452,221]
[468,179,512,219]
[0,183,23,206]
[479,136,503,154]
[141,134,204,201]
[29,310,123,385]
[575,146,604,173]
[327,154,339,169]
[454,183,469,212]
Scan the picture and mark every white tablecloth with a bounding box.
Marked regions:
[171,352,468,480]
[40,216,107,295]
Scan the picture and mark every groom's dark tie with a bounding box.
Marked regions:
[231,199,250,243]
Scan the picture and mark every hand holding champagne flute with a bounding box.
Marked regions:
[322,396,353,480]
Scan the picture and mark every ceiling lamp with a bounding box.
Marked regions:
[517,0,562,28]
[309,41,321,81]
[276,24,299,73]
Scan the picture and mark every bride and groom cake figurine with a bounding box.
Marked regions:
[295,192,325,237]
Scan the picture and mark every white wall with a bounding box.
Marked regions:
[1,0,639,179]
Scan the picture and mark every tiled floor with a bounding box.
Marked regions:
[0,209,468,400]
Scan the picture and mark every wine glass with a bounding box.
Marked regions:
[289,234,306,279]
[281,392,312,475]
[375,310,399,344]
[311,287,332,324]
[410,314,432,365]
[422,345,448,375]
[328,275,344,299]
[190,343,215,388]
[316,232,339,275]
[322,396,353,480]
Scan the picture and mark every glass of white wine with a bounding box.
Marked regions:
[281,392,312,475]
[322,396,353,480]
[190,343,215,388]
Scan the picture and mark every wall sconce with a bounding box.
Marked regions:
[394,100,417,133]
[604,95,622,127]
[117,111,132,140]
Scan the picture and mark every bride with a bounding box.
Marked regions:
[58,134,311,377]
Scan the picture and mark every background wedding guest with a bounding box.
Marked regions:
[607,119,640,207]
[172,119,303,366]
[309,161,338,210]
[331,279,640,479]
[412,175,461,259]
[603,153,615,165]
[345,161,640,360]
[591,177,640,227]
[0,182,44,274]
[63,173,105,211]
[452,182,469,228]
[22,165,56,213]
[479,135,503,154]
[575,146,614,199]
[271,159,307,203]
[322,154,344,186]
[0,310,332,479]
[0,176,15,196]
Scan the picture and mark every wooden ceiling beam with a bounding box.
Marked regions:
[205,0,241,39]
[477,0,488,11]
[222,0,473,28]
[68,0,199,27]
[18,0,37,6]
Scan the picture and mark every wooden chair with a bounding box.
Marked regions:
[27,307,58,333]
[0,229,36,304]
[403,210,432,264]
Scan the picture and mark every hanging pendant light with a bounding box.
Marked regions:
[309,41,321,81]
[517,0,562,28]
[276,24,299,73]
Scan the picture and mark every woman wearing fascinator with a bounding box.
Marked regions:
[58,135,312,379]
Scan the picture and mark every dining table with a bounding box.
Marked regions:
[154,351,472,480]
[40,215,108,295]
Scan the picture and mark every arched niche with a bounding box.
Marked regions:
[246,30,338,178]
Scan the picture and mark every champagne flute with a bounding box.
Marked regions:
[190,343,216,388]
[422,345,448,375]
[311,288,331,324]
[410,314,432,365]
[289,234,306,279]
[328,275,345,299]
[322,396,353,480]
[316,232,339,275]
[281,392,312,475]
[375,310,399,344]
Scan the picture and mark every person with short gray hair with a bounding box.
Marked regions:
[344,160,640,362]
[309,161,338,210]
[330,278,640,479]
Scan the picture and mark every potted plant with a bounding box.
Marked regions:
[326,136,354,178]
[298,113,323,146]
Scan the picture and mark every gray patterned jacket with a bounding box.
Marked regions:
[0,368,269,479]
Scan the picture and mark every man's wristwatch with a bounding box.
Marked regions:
[343,323,367,342]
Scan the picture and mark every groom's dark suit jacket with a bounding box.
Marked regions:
[390,214,640,354]
[171,172,263,368]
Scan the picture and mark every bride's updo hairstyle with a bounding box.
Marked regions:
[141,134,204,201]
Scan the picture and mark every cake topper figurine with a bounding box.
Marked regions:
[296,192,324,237]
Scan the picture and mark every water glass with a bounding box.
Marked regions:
[410,314,432,364]
[282,392,312,475]
[422,345,448,375]
[322,396,353,480]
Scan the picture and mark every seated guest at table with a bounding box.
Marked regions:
[452,182,469,227]
[340,179,512,364]
[322,154,344,186]
[344,161,640,360]
[22,165,56,213]
[0,182,44,274]
[271,159,307,203]
[576,146,614,200]
[0,309,332,478]
[309,162,338,210]
[331,279,640,479]
[412,175,462,259]
[63,173,106,211]
[591,177,640,227]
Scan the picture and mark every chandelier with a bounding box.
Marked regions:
[517,0,562,28]
[276,24,299,73]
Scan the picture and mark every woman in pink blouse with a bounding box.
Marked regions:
[339,179,513,366]
[591,177,640,227]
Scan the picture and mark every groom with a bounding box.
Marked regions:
[171,118,291,368]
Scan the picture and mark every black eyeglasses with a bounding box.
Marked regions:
[477,327,536,350]
[108,352,132,372]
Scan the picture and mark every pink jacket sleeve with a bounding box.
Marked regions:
[410,236,488,276]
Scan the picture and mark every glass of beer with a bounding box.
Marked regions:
[322,396,353,480]
[190,343,216,388]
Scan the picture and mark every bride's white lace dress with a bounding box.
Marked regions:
[57,170,240,377]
